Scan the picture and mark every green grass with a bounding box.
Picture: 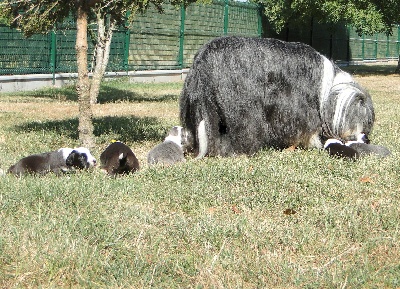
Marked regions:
[0,69,400,288]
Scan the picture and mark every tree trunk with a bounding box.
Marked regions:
[90,12,115,104]
[76,4,95,149]
[396,56,400,74]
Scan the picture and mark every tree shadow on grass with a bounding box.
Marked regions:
[343,64,398,76]
[20,83,179,104]
[96,85,179,104]
[14,115,168,143]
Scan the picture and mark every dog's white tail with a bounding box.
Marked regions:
[196,120,208,159]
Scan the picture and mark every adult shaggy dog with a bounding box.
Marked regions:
[180,36,375,158]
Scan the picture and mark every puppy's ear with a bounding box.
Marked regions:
[66,151,88,169]
[66,151,77,167]
[169,126,179,137]
[361,134,370,144]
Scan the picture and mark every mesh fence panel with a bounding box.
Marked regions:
[0,26,50,74]
[0,5,398,76]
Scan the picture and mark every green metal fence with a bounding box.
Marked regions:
[0,1,399,76]
[0,0,261,75]
[269,19,400,63]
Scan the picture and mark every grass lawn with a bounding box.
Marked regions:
[0,66,399,288]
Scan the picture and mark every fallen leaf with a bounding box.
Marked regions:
[370,201,380,211]
[285,145,296,152]
[283,208,297,215]
[360,175,376,183]
[231,205,241,214]
[207,207,216,214]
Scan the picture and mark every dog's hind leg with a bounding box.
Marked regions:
[196,120,208,159]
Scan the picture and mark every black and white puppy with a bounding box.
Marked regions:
[324,139,360,160]
[100,141,140,176]
[147,126,188,166]
[7,147,97,176]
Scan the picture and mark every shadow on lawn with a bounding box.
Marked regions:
[97,85,179,104]
[24,83,179,104]
[14,115,168,143]
[343,64,398,76]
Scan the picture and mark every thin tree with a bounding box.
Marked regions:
[0,0,196,148]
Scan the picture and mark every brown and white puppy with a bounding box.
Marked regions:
[100,141,140,176]
[7,147,97,176]
[147,126,189,166]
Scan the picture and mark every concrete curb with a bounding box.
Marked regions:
[0,69,190,93]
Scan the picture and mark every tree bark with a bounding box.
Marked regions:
[90,12,115,104]
[76,4,95,148]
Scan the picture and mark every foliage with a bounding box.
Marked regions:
[257,0,400,35]
[0,0,196,37]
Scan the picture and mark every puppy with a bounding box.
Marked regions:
[344,133,391,158]
[100,141,140,176]
[147,126,188,166]
[324,139,360,160]
[347,143,391,158]
[8,147,97,176]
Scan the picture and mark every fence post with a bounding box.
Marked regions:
[257,4,263,36]
[124,11,131,74]
[223,0,229,35]
[386,34,390,59]
[49,29,56,84]
[396,24,400,57]
[178,5,186,69]
[362,34,365,60]
[346,25,350,62]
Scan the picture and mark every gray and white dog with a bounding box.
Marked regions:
[7,147,97,176]
[180,36,375,158]
[345,133,391,158]
[147,126,190,166]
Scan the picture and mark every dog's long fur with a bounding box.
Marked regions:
[7,147,96,176]
[180,36,375,157]
[147,126,188,166]
[100,141,140,176]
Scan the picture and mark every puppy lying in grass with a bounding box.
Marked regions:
[324,133,391,160]
[346,142,391,158]
[100,141,140,176]
[147,126,189,166]
[324,139,360,160]
[7,147,97,176]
